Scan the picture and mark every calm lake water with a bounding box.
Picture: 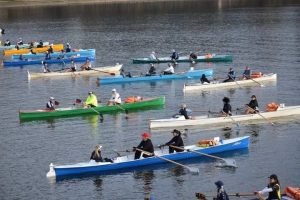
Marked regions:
[0,0,299,199]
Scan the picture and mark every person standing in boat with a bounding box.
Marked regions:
[65,43,72,53]
[46,97,56,111]
[160,129,184,154]
[107,88,122,106]
[163,63,175,75]
[254,174,281,200]
[245,95,259,114]
[214,181,229,200]
[242,66,251,79]
[170,49,179,62]
[178,104,192,119]
[200,74,210,84]
[84,91,98,108]
[223,68,236,82]
[90,145,114,163]
[221,97,232,116]
[4,39,11,46]
[80,58,92,71]
[133,132,154,160]
[146,63,156,76]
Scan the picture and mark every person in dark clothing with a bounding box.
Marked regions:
[37,40,43,48]
[189,51,197,60]
[133,132,154,160]
[245,95,259,114]
[90,144,113,163]
[0,28,5,34]
[146,64,156,76]
[200,74,210,84]
[170,49,179,61]
[255,174,281,200]
[179,104,191,119]
[48,44,54,53]
[46,97,56,110]
[4,39,11,46]
[45,51,51,60]
[221,97,232,116]
[161,129,184,154]
[242,66,251,79]
[223,68,236,82]
[65,43,71,53]
[214,181,229,200]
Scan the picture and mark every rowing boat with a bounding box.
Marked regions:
[28,63,122,79]
[184,73,277,92]
[0,42,50,51]
[19,96,165,121]
[3,44,64,56]
[4,56,95,67]
[11,49,96,60]
[132,54,232,64]
[149,105,300,129]
[46,136,249,178]
[98,69,213,85]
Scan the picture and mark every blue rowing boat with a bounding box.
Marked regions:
[11,49,96,60]
[98,69,213,84]
[3,56,95,67]
[46,136,249,178]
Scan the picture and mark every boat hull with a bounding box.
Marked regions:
[0,42,50,51]
[19,96,165,121]
[150,105,300,129]
[99,69,213,84]
[132,54,232,64]
[11,49,96,60]
[184,73,277,91]
[3,44,64,56]
[28,64,122,79]
[47,136,249,178]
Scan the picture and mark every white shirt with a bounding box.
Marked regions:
[150,53,157,60]
[164,66,175,73]
[110,92,122,104]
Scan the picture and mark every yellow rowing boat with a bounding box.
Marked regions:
[3,44,64,56]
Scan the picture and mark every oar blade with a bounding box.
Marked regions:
[216,159,237,168]
[188,167,200,174]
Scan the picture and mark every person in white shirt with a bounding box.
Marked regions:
[150,51,158,61]
[163,63,175,75]
[107,88,122,106]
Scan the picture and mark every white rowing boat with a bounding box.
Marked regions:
[149,105,300,129]
[27,63,122,79]
[183,73,277,92]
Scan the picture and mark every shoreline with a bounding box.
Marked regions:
[0,0,177,8]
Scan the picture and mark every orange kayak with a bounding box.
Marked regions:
[284,187,300,200]
[3,44,64,56]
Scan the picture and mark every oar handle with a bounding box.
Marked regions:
[246,105,274,125]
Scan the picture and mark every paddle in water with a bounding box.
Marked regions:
[74,98,104,122]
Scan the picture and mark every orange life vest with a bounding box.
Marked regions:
[284,187,300,200]
[266,102,279,112]
[197,139,217,147]
[251,71,263,78]
[124,96,143,103]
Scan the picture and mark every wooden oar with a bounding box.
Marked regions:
[196,192,256,199]
[169,145,237,168]
[90,68,116,76]
[223,113,240,128]
[136,148,199,174]
[245,75,265,87]
[246,105,275,126]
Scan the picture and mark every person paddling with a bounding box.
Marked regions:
[65,60,77,72]
[107,88,121,106]
[150,51,158,61]
[221,97,232,116]
[189,51,197,63]
[133,132,154,160]
[242,66,251,80]
[84,91,98,108]
[17,37,23,45]
[80,58,92,71]
[254,174,281,200]
[223,68,236,82]
[4,39,11,46]
[200,74,210,84]
[178,104,192,119]
[245,95,259,114]
[65,43,72,53]
[47,44,54,53]
[146,63,156,76]
[46,97,56,111]
[90,145,113,163]
[160,129,184,154]
[215,181,229,200]
[163,63,175,75]
[170,49,179,62]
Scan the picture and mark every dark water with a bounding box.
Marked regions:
[0,0,300,199]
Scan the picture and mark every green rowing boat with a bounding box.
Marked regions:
[19,96,165,121]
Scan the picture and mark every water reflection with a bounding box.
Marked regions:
[133,170,155,198]
[93,176,103,191]
[83,115,100,135]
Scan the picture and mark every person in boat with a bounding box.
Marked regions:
[18,54,24,61]
[28,41,34,49]
[4,39,11,46]
[214,181,229,200]
[150,51,158,61]
[80,58,92,71]
[221,97,232,116]
[37,40,43,48]
[178,104,192,119]
[160,129,184,154]
[107,88,122,106]
[245,95,259,114]
[189,51,197,62]
[0,27,5,34]
[17,38,23,45]
[133,132,154,160]
[254,174,281,200]
[242,66,251,79]
[43,63,51,73]
[163,63,175,75]
[65,43,72,53]
[223,68,236,82]
[47,44,54,54]
[84,91,98,107]
[45,51,51,60]
[90,145,113,163]
[57,50,65,59]
[46,97,56,111]
[146,63,156,76]
[15,44,20,50]
[170,49,179,62]
[200,74,210,84]
[120,68,132,78]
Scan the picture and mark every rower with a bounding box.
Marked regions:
[223,68,236,82]
[46,97,56,111]
[221,97,232,116]
[133,132,154,160]
[163,63,175,75]
[37,40,43,48]
[254,174,281,200]
[146,63,156,76]
[159,129,184,154]
[45,51,51,60]
[57,50,65,59]
[189,51,197,63]
[107,88,122,106]
[80,58,92,71]
[176,104,192,119]
[242,66,251,80]
[90,145,113,163]
[17,37,23,45]
[47,44,54,53]
[200,74,210,84]
[170,49,179,62]
[245,95,259,114]
[120,69,132,78]
[150,51,158,61]
[4,39,11,46]
[84,91,98,107]
[65,43,72,53]
[66,60,77,72]
[0,27,4,34]
[43,63,51,73]
[214,181,229,200]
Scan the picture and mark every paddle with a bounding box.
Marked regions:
[168,145,237,168]
[245,105,275,126]
[135,148,200,174]
[196,192,256,199]
[74,99,104,121]
[245,75,265,87]
[114,103,129,119]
